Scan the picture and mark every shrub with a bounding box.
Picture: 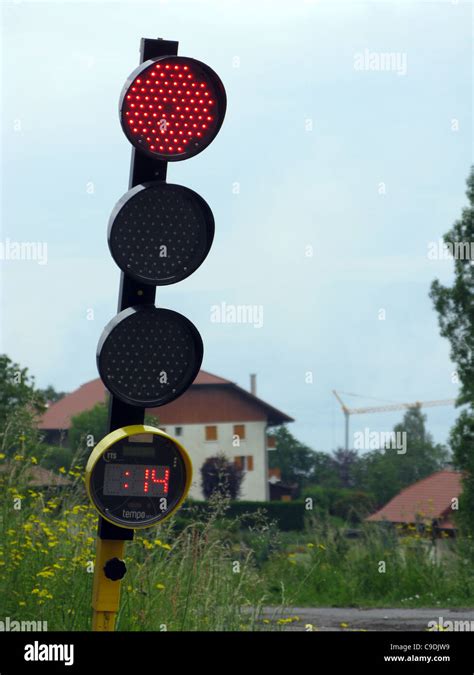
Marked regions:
[179,500,306,531]
[302,485,375,523]
[200,454,244,500]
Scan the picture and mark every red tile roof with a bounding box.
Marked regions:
[39,370,293,430]
[39,378,106,431]
[366,470,462,529]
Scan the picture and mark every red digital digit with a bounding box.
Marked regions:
[144,467,170,495]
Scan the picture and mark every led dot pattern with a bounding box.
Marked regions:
[120,56,226,161]
[108,182,214,285]
[97,306,203,407]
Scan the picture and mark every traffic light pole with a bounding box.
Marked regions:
[92,37,179,632]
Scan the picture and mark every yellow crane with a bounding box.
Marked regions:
[332,390,457,451]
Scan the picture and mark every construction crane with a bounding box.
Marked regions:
[332,390,457,451]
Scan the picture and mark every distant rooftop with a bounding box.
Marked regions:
[366,469,462,529]
[39,370,294,430]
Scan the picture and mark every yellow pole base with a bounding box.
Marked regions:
[91,539,126,632]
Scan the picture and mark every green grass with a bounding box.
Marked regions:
[260,517,474,608]
[0,461,273,631]
[2,456,474,631]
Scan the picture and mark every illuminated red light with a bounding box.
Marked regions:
[120,55,226,161]
[143,467,170,495]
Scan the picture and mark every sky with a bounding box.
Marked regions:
[0,0,472,454]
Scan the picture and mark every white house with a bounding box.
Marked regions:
[39,370,293,501]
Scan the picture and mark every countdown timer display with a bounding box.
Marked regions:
[103,463,170,497]
[85,425,192,529]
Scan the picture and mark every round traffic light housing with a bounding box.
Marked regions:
[120,56,226,161]
[108,182,215,286]
[97,305,203,408]
[85,425,192,529]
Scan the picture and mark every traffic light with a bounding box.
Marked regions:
[107,182,215,286]
[97,306,203,407]
[97,47,226,417]
[119,55,226,160]
[89,37,226,632]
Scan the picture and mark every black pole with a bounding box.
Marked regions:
[98,37,179,542]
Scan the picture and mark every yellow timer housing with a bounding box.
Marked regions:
[85,425,192,529]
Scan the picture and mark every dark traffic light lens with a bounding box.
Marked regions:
[108,182,214,286]
[97,305,203,407]
[119,56,226,161]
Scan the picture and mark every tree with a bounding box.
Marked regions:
[200,454,243,500]
[0,355,46,461]
[356,406,448,506]
[430,166,474,407]
[37,385,66,405]
[309,450,341,488]
[68,403,161,466]
[449,410,474,531]
[430,166,474,532]
[268,426,318,486]
[68,403,108,465]
[330,448,360,488]
[0,354,44,433]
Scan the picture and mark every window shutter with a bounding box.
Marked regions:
[205,426,217,441]
[233,424,246,440]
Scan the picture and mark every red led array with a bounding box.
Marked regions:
[144,467,170,495]
[121,57,221,159]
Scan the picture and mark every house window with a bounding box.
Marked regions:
[234,455,254,471]
[205,425,218,441]
[175,426,183,437]
[233,424,246,440]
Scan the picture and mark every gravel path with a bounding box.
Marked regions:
[259,606,474,631]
